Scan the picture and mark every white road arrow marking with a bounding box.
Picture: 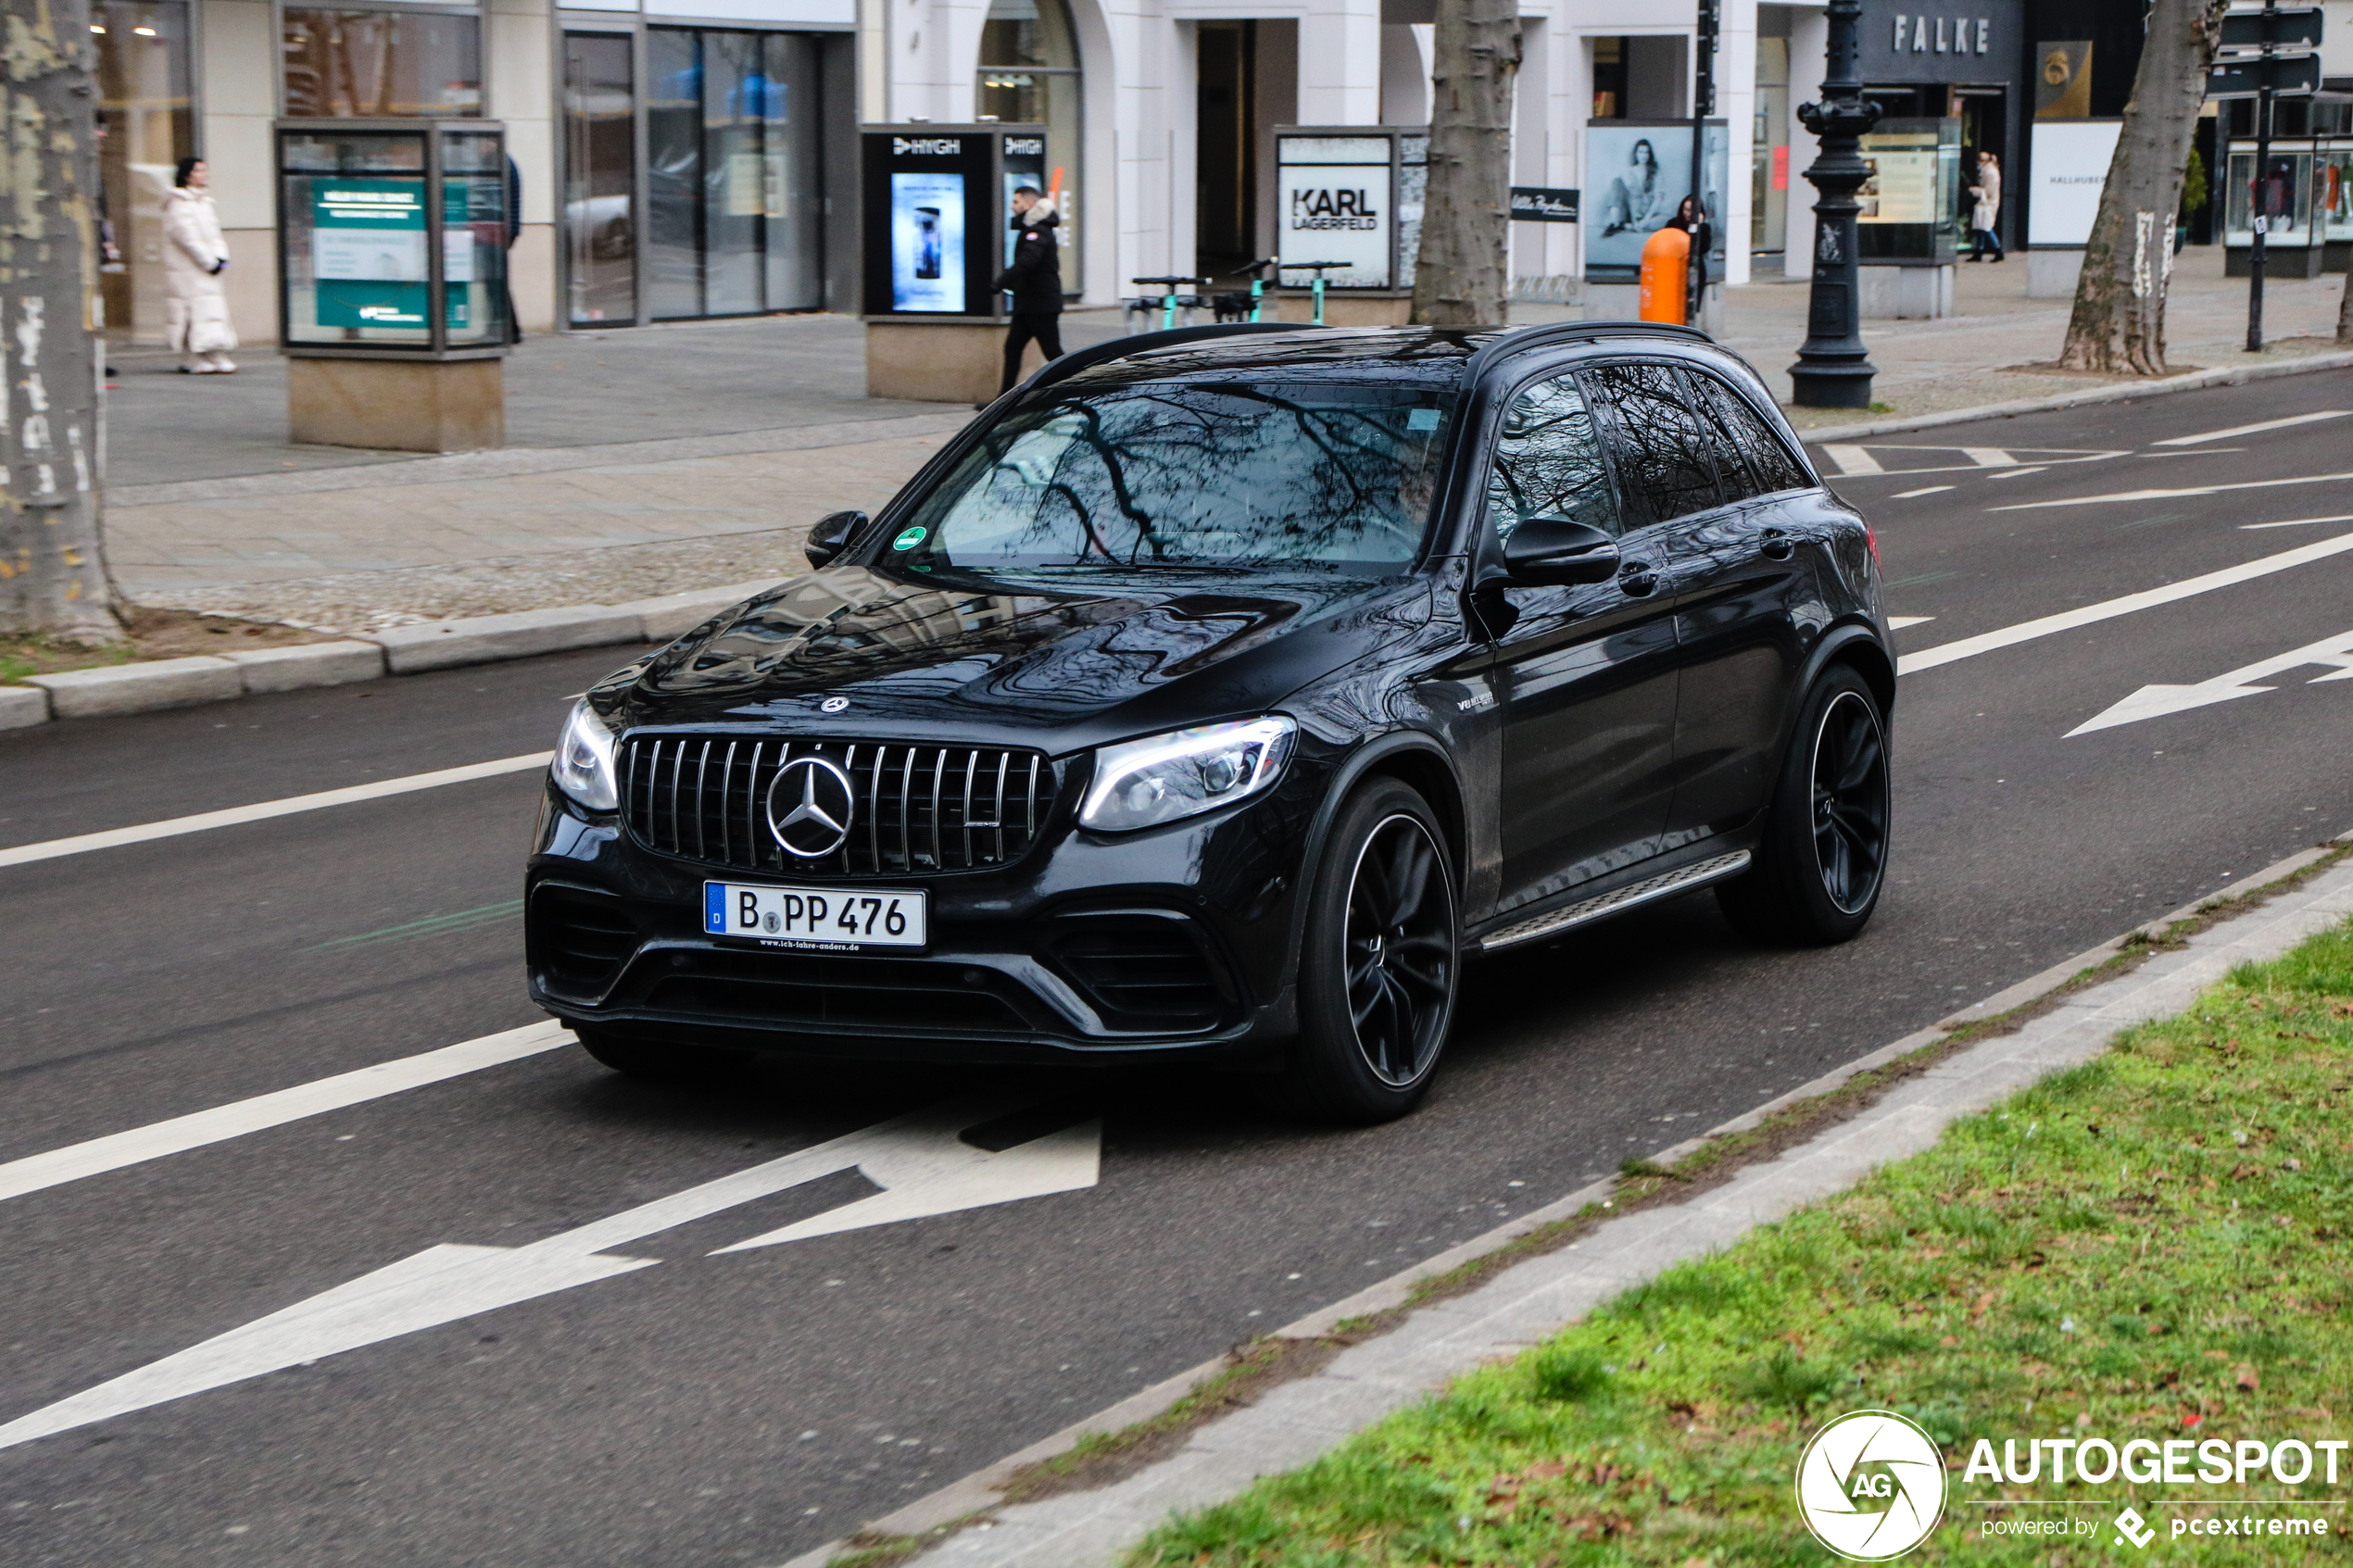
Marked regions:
[2067,627,2353,735]
[0,1097,1100,1453]
[1987,469,2353,511]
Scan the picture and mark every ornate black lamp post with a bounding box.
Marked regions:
[1789,0,1881,408]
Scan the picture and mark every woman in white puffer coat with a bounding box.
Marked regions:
[163,157,238,373]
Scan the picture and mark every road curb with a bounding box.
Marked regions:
[782,831,2353,1568]
[1794,346,2353,445]
[1,579,779,729]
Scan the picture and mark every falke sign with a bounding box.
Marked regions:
[1859,0,2014,78]
[1891,14,1991,54]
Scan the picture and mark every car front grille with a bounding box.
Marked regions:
[621,734,1059,877]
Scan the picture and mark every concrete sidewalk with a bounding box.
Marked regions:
[103,245,2347,633]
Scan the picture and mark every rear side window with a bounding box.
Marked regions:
[1694,373,1812,498]
[1580,361,1724,527]
[1484,374,1622,540]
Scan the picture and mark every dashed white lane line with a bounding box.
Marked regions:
[1818,444,1884,476]
[1892,486,1953,499]
[2242,513,2353,531]
[2150,409,2349,446]
[0,751,552,872]
[1887,616,1937,630]
[1897,530,2353,676]
[0,1022,573,1205]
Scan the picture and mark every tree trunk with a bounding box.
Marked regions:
[1,0,121,640]
[2057,0,2230,374]
[1410,0,1520,327]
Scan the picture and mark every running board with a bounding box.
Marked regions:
[1478,850,1753,951]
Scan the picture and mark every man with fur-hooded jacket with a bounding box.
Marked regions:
[991,186,1063,397]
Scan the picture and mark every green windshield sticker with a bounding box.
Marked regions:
[892,525,928,551]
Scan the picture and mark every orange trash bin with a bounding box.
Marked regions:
[1638,227,1691,324]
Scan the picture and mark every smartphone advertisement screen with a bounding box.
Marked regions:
[862,129,1024,318]
[890,172,966,310]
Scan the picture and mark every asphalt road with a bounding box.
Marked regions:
[5,371,2351,1566]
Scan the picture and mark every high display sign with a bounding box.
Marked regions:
[861,128,1038,320]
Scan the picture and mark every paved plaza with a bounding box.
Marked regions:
[102,247,2348,632]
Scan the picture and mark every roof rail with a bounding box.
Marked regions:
[1016,320,1325,398]
[1463,318,1717,382]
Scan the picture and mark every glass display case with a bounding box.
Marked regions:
[277,120,509,356]
[2224,142,2316,246]
[1856,118,1961,263]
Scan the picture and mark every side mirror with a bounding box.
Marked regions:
[804,510,870,569]
[1504,517,1620,586]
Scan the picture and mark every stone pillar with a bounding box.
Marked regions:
[1299,0,1381,125]
[196,0,279,345]
[487,0,557,333]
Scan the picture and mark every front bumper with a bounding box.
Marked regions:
[525,777,1314,1065]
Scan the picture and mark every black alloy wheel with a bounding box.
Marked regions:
[1718,663,1892,946]
[1810,688,1890,914]
[1277,778,1461,1123]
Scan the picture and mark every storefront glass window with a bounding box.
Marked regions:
[563,31,636,325]
[283,7,484,119]
[93,0,194,346]
[643,27,825,320]
[977,0,1081,295]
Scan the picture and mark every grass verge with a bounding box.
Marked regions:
[1127,913,2353,1566]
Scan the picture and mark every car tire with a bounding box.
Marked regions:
[574,1025,743,1085]
[1272,778,1461,1123]
[1717,663,1892,947]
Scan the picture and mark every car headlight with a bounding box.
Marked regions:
[551,698,621,811]
[1078,716,1296,834]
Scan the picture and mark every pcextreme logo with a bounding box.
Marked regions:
[1797,1410,1950,1561]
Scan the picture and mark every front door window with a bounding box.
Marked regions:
[1485,372,1682,908]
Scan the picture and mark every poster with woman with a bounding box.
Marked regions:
[1583,124,1727,280]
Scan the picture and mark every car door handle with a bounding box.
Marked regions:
[1617,561,1658,596]
[1758,527,1795,560]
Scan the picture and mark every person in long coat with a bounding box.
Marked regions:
[163,157,238,373]
[1967,152,2004,263]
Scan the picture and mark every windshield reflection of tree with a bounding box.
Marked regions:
[963,386,1439,567]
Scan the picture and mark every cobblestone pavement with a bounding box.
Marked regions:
[107,245,2347,630]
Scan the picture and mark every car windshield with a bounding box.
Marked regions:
[891,379,1457,576]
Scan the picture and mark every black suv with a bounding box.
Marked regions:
[527,322,1893,1121]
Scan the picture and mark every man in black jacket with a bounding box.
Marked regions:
[992,186,1063,397]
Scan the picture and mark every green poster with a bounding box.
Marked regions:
[312,178,429,329]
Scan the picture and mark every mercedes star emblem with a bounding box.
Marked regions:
[821,696,850,713]
[765,756,856,859]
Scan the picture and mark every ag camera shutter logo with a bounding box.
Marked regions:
[1795,1410,1948,1561]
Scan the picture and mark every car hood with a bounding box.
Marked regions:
[611,565,1432,752]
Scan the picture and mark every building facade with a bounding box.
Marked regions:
[92,0,2353,346]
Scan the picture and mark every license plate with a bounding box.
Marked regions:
[704,882,928,950]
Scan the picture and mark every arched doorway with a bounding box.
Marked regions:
[976,0,1081,295]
